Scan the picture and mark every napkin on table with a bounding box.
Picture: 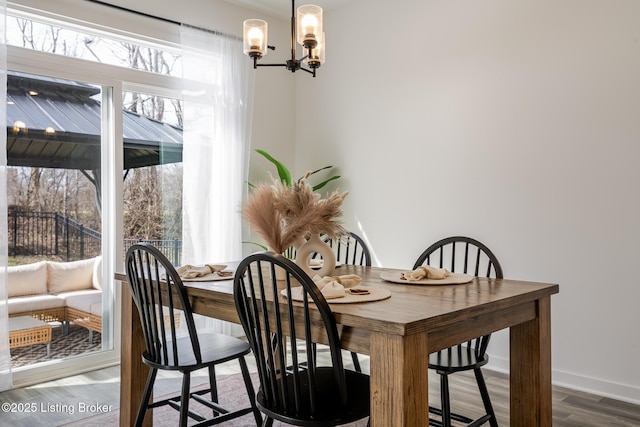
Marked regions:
[401,265,450,281]
[312,274,363,299]
[318,280,345,299]
[313,274,362,289]
[176,264,228,279]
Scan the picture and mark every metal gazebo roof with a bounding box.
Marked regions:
[6,71,183,171]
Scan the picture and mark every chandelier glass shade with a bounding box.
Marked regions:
[242,0,325,77]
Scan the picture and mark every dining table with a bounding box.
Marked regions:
[116,264,558,427]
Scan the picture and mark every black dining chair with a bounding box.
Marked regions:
[233,251,371,427]
[319,231,371,372]
[125,243,262,427]
[413,236,503,427]
[322,231,372,268]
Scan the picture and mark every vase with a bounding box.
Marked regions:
[295,233,336,278]
[270,237,308,280]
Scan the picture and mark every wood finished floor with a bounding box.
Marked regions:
[1,351,638,426]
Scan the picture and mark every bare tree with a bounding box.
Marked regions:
[15,18,35,49]
[8,168,99,225]
[123,168,161,238]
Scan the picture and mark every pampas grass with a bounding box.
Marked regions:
[243,173,348,253]
[243,183,289,254]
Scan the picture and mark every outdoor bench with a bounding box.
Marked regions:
[7,257,102,339]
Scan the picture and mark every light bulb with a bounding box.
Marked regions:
[301,14,318,38]
[247,27,264,49]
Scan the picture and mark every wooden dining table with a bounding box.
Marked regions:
[116,264,558,427]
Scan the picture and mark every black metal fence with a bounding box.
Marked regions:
[8,209,182,265]
[8,209,101,261]
[123,238,182,266]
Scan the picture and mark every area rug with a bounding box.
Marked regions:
[61,372,369,427]
[11,324,102,368]
[60,371,463,427]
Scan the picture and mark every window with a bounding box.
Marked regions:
[121,90,183,265]
[5,2,185,385]
[7,70,109,369]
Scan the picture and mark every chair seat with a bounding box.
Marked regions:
[257,367,370,427]
[143,333,251,370]
[428,346,489,374]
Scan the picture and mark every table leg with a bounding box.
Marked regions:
[119,283,152,427]
[510,296,552,426]
[370,331,428,427]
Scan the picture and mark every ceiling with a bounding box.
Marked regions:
[226,0,351,17]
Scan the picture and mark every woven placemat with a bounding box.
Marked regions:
[380,271,474,285]
[282,286,391,304]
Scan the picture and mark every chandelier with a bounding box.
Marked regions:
[243,0,325,77]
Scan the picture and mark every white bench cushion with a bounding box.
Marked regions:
[61,290,102,314]
[7,261,48,298]
[7,294,66,315]
[47,257,97,294]
[93,256,103,290]
[89,301,102,316]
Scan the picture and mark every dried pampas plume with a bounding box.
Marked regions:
[243,183,288,254]
[243,173,348,253]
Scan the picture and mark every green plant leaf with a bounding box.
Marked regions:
[312,175,341,191]
[255,149,292,186]
[242,241,269,251]
[306,165,334,178]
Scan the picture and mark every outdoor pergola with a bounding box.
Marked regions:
[5,71,183,205]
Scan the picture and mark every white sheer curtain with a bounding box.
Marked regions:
[180,25,254,336]
[0,0,12,391]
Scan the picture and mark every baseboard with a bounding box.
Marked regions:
[486,355,640,406]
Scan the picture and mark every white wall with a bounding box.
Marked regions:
[295,0,640,404]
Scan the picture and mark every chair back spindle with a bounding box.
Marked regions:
[415,236,502,282]
[126,244,201,368]
[322,232,372,267]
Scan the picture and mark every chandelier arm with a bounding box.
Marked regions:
[253,56,290,69]
[296,46,311,62]
[255,63,289,68]
[298,67,315,76]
